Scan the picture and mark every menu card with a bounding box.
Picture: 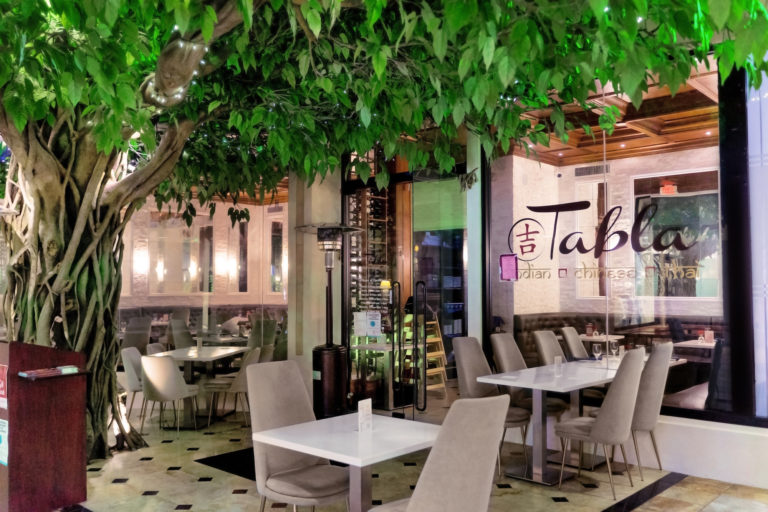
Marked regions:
[358,398,373,433]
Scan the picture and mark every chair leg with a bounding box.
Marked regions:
[603,444,616,500]
[632,431,644,481]
[497,427,507,478]
[591,442,598,471]
[558,437,570,489]
[127,392,136,419]
[650,430,663,470]
[259,495,266,512]
[292,505,297,512]
[139,399,148,434]
[208,392,217,428]
[577,441,583,478]
[620,443,633,487]
[174,400,179,436]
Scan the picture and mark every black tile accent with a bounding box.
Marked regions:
[372,500,382,505]
[229,439,241,442]
[496,483,512,489]
[552,497,569,502]
[409,485,416,490]
[186,447,199,451]
[175,506,193,510]
[232,489,248,494]
[167,466,182,471]
[204,432,214,435]
[270,504,288,509]
[403,462,417,467]
[582,483,599,489]
[62,506,93,512]
[161,440,173,444]
[142,491,159,496]
[139,457,153,461]
[195,448,254,481]
[198,477,213,482]
[601,472,688,512]
[87,468,101,472]
[372,473,379,478]
[112,478,128,484]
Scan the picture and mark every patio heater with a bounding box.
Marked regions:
[298,224,360,419]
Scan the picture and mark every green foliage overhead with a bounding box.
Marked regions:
[2,0,768,211]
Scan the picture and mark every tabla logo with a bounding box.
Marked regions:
[508,201,697,261]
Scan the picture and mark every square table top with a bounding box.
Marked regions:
[478,362,619,393]
[252,413,441,467]
[150,346,248,362]
[579,334,625,342]
[675,340,716,349]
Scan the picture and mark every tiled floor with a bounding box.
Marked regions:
[66,384,768,512]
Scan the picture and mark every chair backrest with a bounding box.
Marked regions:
[533,330,566,366]
[247,361,327,494]
[561,326,589,360]
[248,316,278,349]
[171,319,195,349]
[171,308,191,324]
[407,395,510,512]
[633,342,673,431]
[228,348,261,394]
[126,316,152,334]
[258,343,275,363]
[220,316,245,334]
[141,355,190,402]
[121,329,150,354]
[453,337,499,399]
[591,348,645,445]
[490,333,526,403]
[120,347,143,392]
[146,343,166,355]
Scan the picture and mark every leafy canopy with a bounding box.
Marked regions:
[2,0,768,214]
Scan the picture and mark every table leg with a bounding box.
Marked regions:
[504,389,569,485]
[349,465,372,512]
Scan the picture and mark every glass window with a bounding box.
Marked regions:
[270,221,283,293]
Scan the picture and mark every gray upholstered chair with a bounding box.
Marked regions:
[204,347,261,427]
[490,333,568,419]
[140,355,199,434]
[453,336,530,475]
[631,342,674,480]
[247,361,349,512]
[561,326,589,360]
[122,317,152,354]
[533,330,566,366]
[170,318,196,349]
[369,395,510,512]
[258,343,275,363]
[248,315,278,349]
[120,347,143,419]
[554,348,645,499]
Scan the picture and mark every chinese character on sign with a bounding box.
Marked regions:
[508,218,546,261]
[516,223,540,255]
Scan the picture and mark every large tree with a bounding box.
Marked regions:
[1,0,767,459]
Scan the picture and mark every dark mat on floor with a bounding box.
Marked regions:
[195,448,255,481]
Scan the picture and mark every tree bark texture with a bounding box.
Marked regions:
[0,107,194,459]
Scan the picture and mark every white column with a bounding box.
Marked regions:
[466,133,484,340]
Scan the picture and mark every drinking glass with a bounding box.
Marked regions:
[609,340,619,357]
[592,343,602,360]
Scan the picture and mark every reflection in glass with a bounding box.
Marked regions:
[270,221,283,292]
[199,225,213,292]
[148,213,199,294]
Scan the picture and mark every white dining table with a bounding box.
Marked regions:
[252,413,440,512]
[150,346,249,427]
[478,356,685,485]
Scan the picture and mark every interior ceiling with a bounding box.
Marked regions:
[512,61,720,167]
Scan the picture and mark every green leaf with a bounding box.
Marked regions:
[360,106,371,127]
[588,0,609,17]
[208,100,222,113]
[458,48,473,81]
[372,48,387,78]
[708,0,731,30]
[298,51,310,77]
[202,5,217,42]
[306,9,322,38]
[481,36,495,70]
[433,29,448,61]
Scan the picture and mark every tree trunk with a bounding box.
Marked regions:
[1,134,148,460]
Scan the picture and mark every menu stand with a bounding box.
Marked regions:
[0,342,87,512]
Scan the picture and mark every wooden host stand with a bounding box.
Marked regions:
[0,341,87,512]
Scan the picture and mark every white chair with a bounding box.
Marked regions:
[204,348,261,427]
[555,348,645,499]
[453,337,530,476]
[120,347,143,419]
[140,355,199,434]
[533,330,566,365]
[631,342,674,480]
[247,361,349,512]
[370,395,509,512]
[561,326,589,360]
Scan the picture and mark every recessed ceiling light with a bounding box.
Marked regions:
[558,152,563,157]
[705,131,712,136]
[620,143,626,148]
[528,143,533,148]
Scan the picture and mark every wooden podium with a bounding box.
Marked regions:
[0,342,87,512]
